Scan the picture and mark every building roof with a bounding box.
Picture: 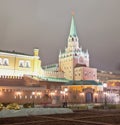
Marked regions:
[0,50,32,56]
[39,76,68,83]
[66,80,103,86]
[39,76,102,85]
[42,64,58,71]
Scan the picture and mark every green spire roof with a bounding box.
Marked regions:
[69,16,77,37]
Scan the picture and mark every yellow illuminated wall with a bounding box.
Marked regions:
[59,57,74,80]
[0,49,41,76]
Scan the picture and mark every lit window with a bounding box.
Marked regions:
[3,58,9,66]
[0,58,2,65]
[25,61,30,68]
[19,60,24,67]
[25,95,27,99]
[8,89,11,92]
[19,95,22,99]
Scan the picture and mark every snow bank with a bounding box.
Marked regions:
[0,108,73,118]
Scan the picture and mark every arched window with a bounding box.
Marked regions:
[3,58,9,66]
[19,60,24,67]
[25,61,30,68]
[72,37,74,41]
[75,53,77,56]
[0,58,2,65]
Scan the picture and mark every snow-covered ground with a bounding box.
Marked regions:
[0,108,73,118]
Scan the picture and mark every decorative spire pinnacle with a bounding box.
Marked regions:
[69,13,77,37]
[59,50,61,55]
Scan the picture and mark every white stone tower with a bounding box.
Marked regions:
[59,14,89,80]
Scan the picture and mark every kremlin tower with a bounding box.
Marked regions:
[59,15,96,81]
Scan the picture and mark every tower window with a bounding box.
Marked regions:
[75,53,77,56]
[72,37,74,41]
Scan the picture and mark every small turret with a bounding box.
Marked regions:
[86,49,89,58]
[34,48,39,57]
[59,50,61,58]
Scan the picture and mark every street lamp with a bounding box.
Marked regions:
[60,88,68,108]
[103,83,107,108]
[80,92,84,103]
[64,88,68,92]
[32,92,35,105]
[94,92,98,103]
[64,88,68,107]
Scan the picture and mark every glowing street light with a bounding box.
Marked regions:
[32,92,35,95]
[80,92,85,103]
[32,92,35,105]
[103,83,107,88]
[103,84,108,108]
[64,88,68,92]
[94,92,98,103]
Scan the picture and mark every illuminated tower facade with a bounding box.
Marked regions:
[59,15,96,81]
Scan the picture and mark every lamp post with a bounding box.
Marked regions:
[94,92,98,103]
[64,88,68,101]
[32,92,35,105]
[64,88,68,107]
[103,83,107,108]
[60,88,68,107]
[80,92,84,104]
[16,92,21,104]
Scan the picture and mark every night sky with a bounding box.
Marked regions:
[0,0,120,72]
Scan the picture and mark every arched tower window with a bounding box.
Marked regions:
[72,37,74,41]
[3,58,9,66]
[75,53,77,56]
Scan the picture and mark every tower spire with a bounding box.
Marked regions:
[69,13,77,37]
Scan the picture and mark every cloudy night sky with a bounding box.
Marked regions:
[0,0,120,72]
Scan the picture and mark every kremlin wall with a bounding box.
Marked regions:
[0,15,120,105]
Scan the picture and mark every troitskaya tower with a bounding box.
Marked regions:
[59,15,92,80]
